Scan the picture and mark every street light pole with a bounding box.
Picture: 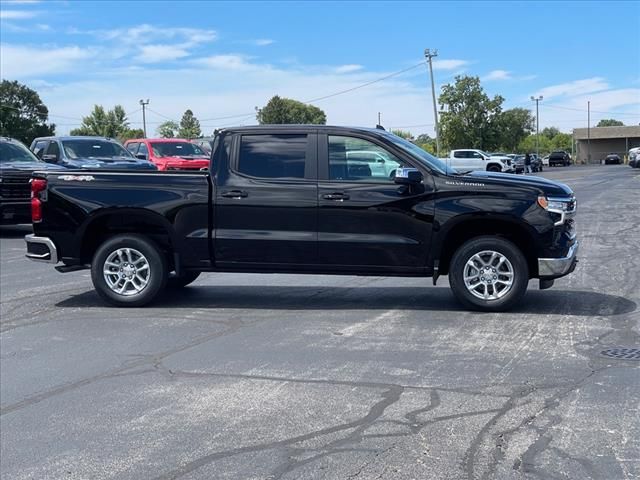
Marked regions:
[425,48,441,157]
[139,99,150,138]
[530,95,543,159]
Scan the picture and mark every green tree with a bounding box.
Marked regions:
[518,134,552,155]
[157,120,178,138]
[0,80,56,145]
[178,109,201,139]
[541,126,561,140]
[71,105,130,138]
[550,132,572,152]
[496,108,534,152]
[414,133,437,155]
[391,129,413,140]
[256,95,326,124]
[596,118,624,127]
[438,76,504,151]
[119,128,145,141]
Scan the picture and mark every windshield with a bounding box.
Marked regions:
[0,141,41,164]
[62,140,132,159]
[150,142,207,158]
[382,132,456,175]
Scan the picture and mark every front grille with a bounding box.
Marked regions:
[0,176,31,200]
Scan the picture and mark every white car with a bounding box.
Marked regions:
[440,149,514,173]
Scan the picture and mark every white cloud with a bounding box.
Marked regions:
[193,54,257,71]
[33,61,435,137]
[335,64,363,74]
[483,69,512,81]
[431,59,469,71]
[534,77,609,100]
[94,24,217,47]
[255,39,274,46]
[0,44,94,77]
[136,44,190,63]
[0,9,38,19]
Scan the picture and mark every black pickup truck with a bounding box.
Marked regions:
[25,125,579,311]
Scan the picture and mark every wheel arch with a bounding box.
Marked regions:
[434,216,540,277]
[79,208,179,266]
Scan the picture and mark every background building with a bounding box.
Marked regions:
[573,126,640,164]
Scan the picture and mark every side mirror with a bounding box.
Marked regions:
[42,154,58,163]
[136,153,148,160]
[394,167,423,185]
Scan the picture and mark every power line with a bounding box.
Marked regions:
[303,62,424,104]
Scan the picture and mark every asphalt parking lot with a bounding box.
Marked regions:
[1,165,639,480]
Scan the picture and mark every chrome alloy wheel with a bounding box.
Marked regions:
[463,250,514,301]
[103,248,151,296]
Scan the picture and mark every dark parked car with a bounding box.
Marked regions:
[30,136,157,170]
[0,137,65,225]
[549,151,571,167]
[26,125,579,312]
[513,154,542,174]
[530,154,543,172]
[603,153,621,165]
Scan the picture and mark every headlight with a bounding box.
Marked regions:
[537,195,576,225]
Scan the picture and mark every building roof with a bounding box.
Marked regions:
[573,125,640,140]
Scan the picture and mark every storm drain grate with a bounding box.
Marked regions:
[600,348,640,360]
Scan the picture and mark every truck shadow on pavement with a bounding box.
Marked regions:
[0,225,32,238]
[57,287,636,317]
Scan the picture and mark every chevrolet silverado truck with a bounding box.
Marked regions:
[25,125,578,311]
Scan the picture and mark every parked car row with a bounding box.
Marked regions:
[1,135,213,225]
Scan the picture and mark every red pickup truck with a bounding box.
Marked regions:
[124,138,209,171]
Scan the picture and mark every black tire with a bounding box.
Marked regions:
[448,236,529,312]
[91,234,168,307]
[167,271,201,288]
[487,165,501,172]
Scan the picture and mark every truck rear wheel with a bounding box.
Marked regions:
[448,236,528,311]
[91,234,168,307]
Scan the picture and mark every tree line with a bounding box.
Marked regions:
[0,78,626,153]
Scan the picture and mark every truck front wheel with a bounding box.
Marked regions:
[448,236,529,311]
[91,234,168,307]
[487,165,501,172]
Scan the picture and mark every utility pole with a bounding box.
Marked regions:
[530,95,543,159]
[587,101,591,164]
[139,99,150,138]
[424,48,441,156]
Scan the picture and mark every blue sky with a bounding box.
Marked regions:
[1,0,639,136]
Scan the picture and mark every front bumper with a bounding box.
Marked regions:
[538,241,579,278]
[25,234,59,263]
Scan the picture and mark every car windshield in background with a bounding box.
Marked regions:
[62,140,132,159]
[150,142,207,158]
[0,142,41,164]
[382,132,456,175]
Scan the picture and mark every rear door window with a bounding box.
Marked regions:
[237,134,308,179]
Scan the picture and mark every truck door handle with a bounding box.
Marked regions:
[221,190,248,199]
[323,192,350,201]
